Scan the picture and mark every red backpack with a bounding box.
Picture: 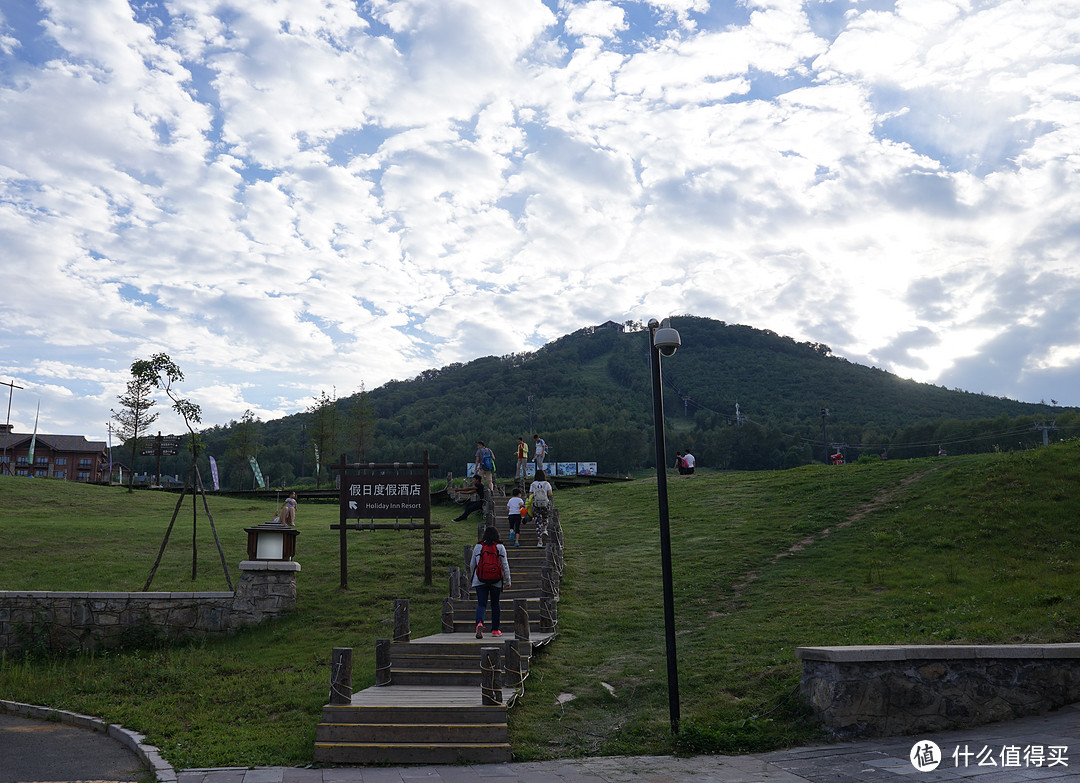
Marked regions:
[475,542,504,584]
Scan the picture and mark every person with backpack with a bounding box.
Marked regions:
[474,440,496,492]
[532,433,547,469]
[528,468,554,547]
[470,526,512,638]
[506,487,525,545]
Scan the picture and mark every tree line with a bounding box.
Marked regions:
[111,318,1076,489]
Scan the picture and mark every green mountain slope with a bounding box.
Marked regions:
[177,316,1077,488]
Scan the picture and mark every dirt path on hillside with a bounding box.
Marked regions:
[724,467,939,602]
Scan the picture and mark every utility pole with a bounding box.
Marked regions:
[527,395,534,436]
[300,423,307,479]
[680,393,690,417]
[1034,419,1059,446]
[820,407,830,464]
[1,379,23,475]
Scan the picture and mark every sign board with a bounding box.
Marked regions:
[343,473,429,519]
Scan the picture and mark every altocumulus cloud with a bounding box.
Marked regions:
[1,0,1079,440]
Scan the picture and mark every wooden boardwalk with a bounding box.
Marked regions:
[314,505,562,765]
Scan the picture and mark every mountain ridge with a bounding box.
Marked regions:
[188,315,1075,487]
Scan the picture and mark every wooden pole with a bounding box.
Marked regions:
[142,462,194,591]
[441,597,455,633]
[423,450,433,585]
[329,647,353,705]
[191,459,198,581]
[337,454,348,589]
[481,647,503,705]
[195,466,233,590]
[375,639,391,686]
[393,598,410,642]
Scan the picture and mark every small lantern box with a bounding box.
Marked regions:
[245,521,300,561]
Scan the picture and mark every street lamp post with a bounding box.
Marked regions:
[648,318,682,734]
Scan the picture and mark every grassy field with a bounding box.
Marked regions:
[2,442,1080,767]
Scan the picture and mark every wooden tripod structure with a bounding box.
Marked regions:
[142,453,233,592]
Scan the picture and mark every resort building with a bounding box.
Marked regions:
[0,424,110,482]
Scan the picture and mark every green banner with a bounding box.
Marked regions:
[248,456,266,489]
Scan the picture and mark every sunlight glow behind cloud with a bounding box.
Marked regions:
[2,0,1080,440]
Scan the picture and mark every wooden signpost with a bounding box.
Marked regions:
[329,451,440,588]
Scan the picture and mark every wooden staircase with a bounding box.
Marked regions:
[313,510,562,765]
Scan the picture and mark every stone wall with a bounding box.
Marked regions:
[797,644,1080,739]
[0,560,300,655]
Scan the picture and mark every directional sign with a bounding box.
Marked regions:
[343,474,429,519]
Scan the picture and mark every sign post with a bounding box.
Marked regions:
[331,451,439,589]
[140,432,181,485]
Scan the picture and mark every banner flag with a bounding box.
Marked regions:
[313,443,320,476]
[209,455,221,491]
[26,401,40,470]
[248,456,266,489]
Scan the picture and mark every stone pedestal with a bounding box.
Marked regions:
[230,560,301,629]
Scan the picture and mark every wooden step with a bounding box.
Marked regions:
[389,668,482,687]
[313,740,511,765]
[317,721,507,744]
[315,687,511,764]
[447,620,542,635]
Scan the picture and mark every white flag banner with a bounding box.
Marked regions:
[26,401,39,470]
[209,455,221,491]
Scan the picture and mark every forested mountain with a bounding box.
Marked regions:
[152,316,1075,489]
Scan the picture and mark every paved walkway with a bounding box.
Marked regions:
[175,702,1080,781]
[4,701,1080,781]
[176,700,1080,781]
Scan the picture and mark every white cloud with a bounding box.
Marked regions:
[565,1,628,39]
[2,0,1080,442]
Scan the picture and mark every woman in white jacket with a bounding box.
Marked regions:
[470,526,512,638]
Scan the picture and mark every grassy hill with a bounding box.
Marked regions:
[2,441,1080,766]
[149,316,1076,489]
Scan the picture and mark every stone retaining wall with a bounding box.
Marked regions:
[797,644,1080,739]
[0,560,300,655]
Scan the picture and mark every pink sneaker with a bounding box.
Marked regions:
[475,622,483,639]
[491,630,502,637]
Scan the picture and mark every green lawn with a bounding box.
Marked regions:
[2,442,1080,767]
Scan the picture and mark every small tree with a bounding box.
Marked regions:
[344,383,375,463]
[227,409,262,489]
[139,353,231,590]
[113,361,160,492]
[308,388,338,488]
[135,353,203,457]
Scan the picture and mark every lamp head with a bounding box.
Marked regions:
[653,323,681,357]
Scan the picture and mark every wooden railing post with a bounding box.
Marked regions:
[329,647,353,705]
[540,597,557,633]
[393,598,410,642]
[481,646,503,705]
[483,485,495,528]
[514,599,531,640]
[441,597,455,633]
[375,638,391,685]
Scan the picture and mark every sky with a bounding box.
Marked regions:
[2,0,1080,444]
